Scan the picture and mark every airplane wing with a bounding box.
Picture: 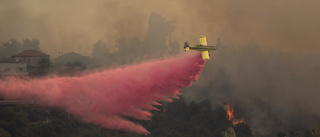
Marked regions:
[184,35,215,60]
[200,35,210,59]
[199,35,207,46]
[201,51,210,60]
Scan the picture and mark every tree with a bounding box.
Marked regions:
[222,127,236,137]
[21,38,41,51]
[277,131,287,137]
[0,98,254,137]
[91,13,180,67]
[0,39,21,59]
[92,40,111,66]
[63,61,86,75]
[144,12,176,57]
[0,38,43,62]
[234,123,253,137]
[37,58,52,76]
[305,124,320,137]
[0,127,11,137]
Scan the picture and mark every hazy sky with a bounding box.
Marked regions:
[1,0,320,135]
[1,0,320,56]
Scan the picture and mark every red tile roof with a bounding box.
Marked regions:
[12,50,49,57]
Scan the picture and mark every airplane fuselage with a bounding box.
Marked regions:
[188,44,217,51]
[184,35,218,60]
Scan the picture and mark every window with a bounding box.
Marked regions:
[18,67,23,71]
[4,68,10,72]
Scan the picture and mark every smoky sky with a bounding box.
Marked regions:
[1,0,320,136]
[1,0,320,55]
[183,44,320,136]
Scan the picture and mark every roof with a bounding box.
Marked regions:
[52,52,92,65]
[12,50,49,57]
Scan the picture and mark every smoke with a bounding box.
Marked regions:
[2,0,320,55]
[184,45,320,136]
[0,52,205,134]
[2,0,320,136]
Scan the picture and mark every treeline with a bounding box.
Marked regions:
[1,97,319,137]
[0,13,180,76]
[0,39,42,62]
[91,12,180,67]
[0,97,252,137]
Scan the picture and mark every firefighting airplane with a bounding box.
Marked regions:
[184,35,218,60]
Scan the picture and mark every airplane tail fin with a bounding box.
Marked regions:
[184,42,190,52]
[216,38,222,48]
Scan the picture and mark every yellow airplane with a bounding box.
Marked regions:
[184,35,218,60]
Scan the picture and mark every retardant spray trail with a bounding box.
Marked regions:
[0,52,205,134]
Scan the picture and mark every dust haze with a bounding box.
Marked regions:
[1,0,320,136]
[2,0,320,54]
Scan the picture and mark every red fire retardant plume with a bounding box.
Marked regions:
[0,52,205,134]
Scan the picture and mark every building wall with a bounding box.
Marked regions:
[13,56,50,73]
[13,56,49,67]
[0,63,29,76]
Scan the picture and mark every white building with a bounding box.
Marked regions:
[0,63,29,76]
[12,50,50,74]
